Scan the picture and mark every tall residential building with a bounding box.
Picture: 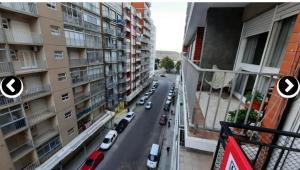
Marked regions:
[0,2,155,170]
[123,2,154,103]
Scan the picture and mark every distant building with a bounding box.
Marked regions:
[156,50,181,61]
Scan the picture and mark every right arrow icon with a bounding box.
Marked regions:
[285,79,294,92]
[277,76,300,99]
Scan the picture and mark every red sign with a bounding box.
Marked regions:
[220,136,252,170]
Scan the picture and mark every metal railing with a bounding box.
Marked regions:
[27,107,55,126]
[0,117,27,136]
[62,8,84,27]
[69,59,87,67]
[22,85,51,100]
[89,74,103,81]
[115,19,126,26]
[9,140,33,161]
[12,59,46,73]
[76,107,92,119]
[22,161,40,170]
[74,93,90,104]
[33,127,59,147]
[116,31,125,38]
[182,58,279,131]
[103,27,114,35]
[0,2,37,15]
[0,61,14,76]
[103,42,116,49]
[212,121,300,170]
[85,37,101,49]
[84,21,100,32]
[37,136,61,163]
[87,51,103,64]
[4,29,43,45]
[71,72,89,85]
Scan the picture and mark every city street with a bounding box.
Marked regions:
[96,74,176,170]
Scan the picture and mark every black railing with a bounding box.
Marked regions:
[212,121,300,170]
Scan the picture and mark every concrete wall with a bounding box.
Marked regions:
[200,8,244,70]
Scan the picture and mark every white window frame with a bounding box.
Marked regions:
[50,25,61,36]
[64,111,72,118]
[54,51,64,60]
[61,93,69,101]
[58,73,67,81]
[47,2,56,10]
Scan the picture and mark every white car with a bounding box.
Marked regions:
[138,97,146,105]
[168,92,173,97]
[166,99,171,105]
[145,101,152,109]
[124,111,135,122]
[167,96,172,100]
[100,130,118,150]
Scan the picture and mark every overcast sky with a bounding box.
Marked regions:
[151,2,187,53]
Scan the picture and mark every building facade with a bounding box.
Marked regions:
[176,2,300,169]
[0,2,155,170]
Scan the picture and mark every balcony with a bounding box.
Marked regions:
[12,59,46,75]
[37,136,61,163]
[74,92,90,104]
[65,30,85,48]
[76,107,92,120]
[119,87,126,93]
[87,52,103,65]
[0,2,37,16]
[32,128,59,147]
[91,86,105,95]
[62,8,84,27]
[103,42,117,49]
[85,36,101,49]
[105,58,118,63]
[0,96,21,109]
[84,21,100,32]
[4,29,43,45]
[124,13,131,21]
[115,19,126,26]
[0,118,27,137]
[116,31,125,38]
[89,74,103,81]
[22,85,51,102]
[69,58,88,68]
[103,27,114,35]
[102,12,113,20]
[9,140,34,162]
[118,78,126,84]
[27,107,56,126]
[92,100,106,110]
[71,73,89,86]
[0,61,14,77]
[141,37,150,43]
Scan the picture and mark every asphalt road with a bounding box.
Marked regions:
[96,74,175,170]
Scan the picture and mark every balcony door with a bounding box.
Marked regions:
[18,50,37,69]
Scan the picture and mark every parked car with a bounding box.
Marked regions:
[81,149,104,170]
[138,97,146,105]
[100,130,118,150]
[153,82,159,88]
[151,87,156,91]
[145,92,150,98]
[124,111,135,122]
[115,119,129,133]
[164,100,171,111]
[145,101,152,109]
[167,96,173,101]
[149,89,154,95]
[168,92,173,97]
[159,115,168,125]
[147,144,160,169]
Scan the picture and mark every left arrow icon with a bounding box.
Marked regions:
[7,79,15,92]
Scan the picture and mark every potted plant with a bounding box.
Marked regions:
[227,109,258,124]
[245,92,263,111]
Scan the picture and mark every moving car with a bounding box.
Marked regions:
[159,115,168,125]
[115,119,129,133]
[147,144,160,169]
[81,149,104,170]
[145,101,152,109]
[100,130,118,150]
[138,97,146,105]
[124,111,135,122]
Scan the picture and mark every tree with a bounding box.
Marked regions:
[175,60,181,73]
[160,56,174,72]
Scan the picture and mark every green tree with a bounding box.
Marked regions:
[175,60,181,73]
[160,56,174,72]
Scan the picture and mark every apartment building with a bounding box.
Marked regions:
[123,2,154,103]
[176,2,300,169]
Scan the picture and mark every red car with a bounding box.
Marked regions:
[81,149,104,170]
[159,115,168,125]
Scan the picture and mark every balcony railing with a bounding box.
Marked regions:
[27,107,55,126]
[0,96,21,109]
[74,92,90,104]
[69,58,88,67]
[72,74,89,85]
[84,21,100,32]
[0,61,14,76]
[76,107,92,120]
[62,9,84,27]
[37,136,61,163]
[91,86,105,95]
[182,58,279,132]
[4,29,43,45]
[105,58,118,63]
[103,43,117,49]
[116,31,125,38]
[22,85,51,101]
[0,117,27,136]
[9,140,33,161]
[115,19,126,26]
[103,27,114,35]
[33,128,59,147]
[0,2,37,16]
[12,59,46,74]
[87,52,103,65]
[22,161,40,170]
[89,73,103,81]
[85,37,101,49]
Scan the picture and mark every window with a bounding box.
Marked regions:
[23,102,30,111]
[54,51,64,59]
[64,111,72,118]
[50,25,60,36]
[61,93,69,101]
[67,128,74,135]
[47,2,56,10]
[58,73,67,81]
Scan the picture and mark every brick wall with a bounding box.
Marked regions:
[262,12,300,129]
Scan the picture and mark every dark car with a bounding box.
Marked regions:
[159,115,168,125]
[164,103,171,111]
[115,119,129,133]
[81,149,104,170]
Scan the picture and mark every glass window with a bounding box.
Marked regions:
[61,93,69,101]
[266,16,296,67]
[58,73,67,81]
[47,2,56,10]
[64,111,72,118]
[54,51,64,59]
[50,25,60,36]
[67,128,74,135]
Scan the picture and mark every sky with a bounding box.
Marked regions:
[151,2,187,53]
